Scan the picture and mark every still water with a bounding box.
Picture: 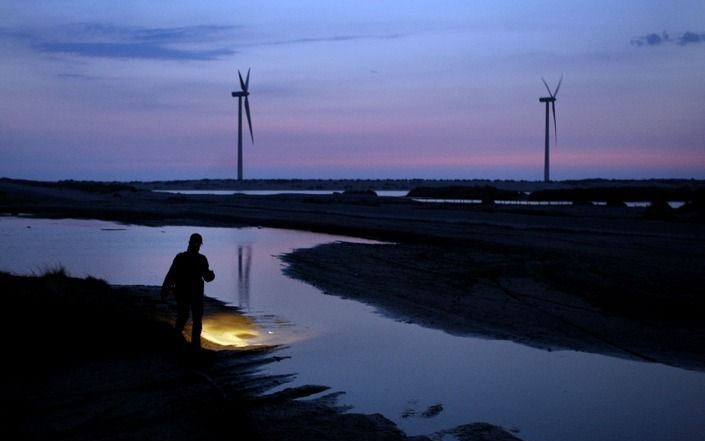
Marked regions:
[1,216,704,441]
[155,190,686,208]
[154,189,409,197]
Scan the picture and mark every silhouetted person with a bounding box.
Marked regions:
[161,233,215,351]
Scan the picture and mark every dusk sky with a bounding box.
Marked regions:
[1,1,704,181]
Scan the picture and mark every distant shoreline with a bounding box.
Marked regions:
[5,176,705,192]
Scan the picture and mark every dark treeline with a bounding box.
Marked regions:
[407,185,521,201]
[529,186,705,203]
[407,184,705,203]
[0,177,139,194]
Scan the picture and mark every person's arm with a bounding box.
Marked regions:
[202,256,215,282]
[161,257,177,300]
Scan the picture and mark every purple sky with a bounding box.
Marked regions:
[1,1,704,181]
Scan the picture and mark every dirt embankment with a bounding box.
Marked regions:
[282,239,705,372]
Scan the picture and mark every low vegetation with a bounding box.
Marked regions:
[407,185,522,202]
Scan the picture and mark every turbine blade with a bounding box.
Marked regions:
[244,96,254,143]
[238,70,246,92]
[541,77,552,97]
[553,75,563,97]
[244,68,250,91]
[551,101,558,146]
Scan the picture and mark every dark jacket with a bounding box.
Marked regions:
[163,251,215,298]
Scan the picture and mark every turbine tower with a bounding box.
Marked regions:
[231,69,254,181]
[539,76,562,182]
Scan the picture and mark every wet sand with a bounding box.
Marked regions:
[283,240,705,371]
[2,178,704,438]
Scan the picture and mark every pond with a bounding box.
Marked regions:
[1,216,704,441]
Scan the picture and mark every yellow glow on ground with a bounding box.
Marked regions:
[201,312,260,348]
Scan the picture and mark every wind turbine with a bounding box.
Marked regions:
[231,69,254,181]
[539,76,562,182]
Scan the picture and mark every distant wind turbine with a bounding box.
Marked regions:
[539,76,562,183]
[231,69,254,181]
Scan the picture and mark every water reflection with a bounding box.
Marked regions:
[199,310,306,348]
[237,245,252,309]
[201,312,259,348]
[201,312,260,348]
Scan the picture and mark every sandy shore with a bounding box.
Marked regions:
[2,178,704,438]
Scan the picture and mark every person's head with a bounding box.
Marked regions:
[187,233,203,251]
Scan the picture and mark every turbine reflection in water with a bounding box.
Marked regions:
[237,245,251,310]
[200,240,309,349]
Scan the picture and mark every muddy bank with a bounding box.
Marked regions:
[0,272,521,441]
[2,178,704,243]
[282,239,705,371]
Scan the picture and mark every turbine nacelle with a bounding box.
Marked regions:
[231,68,253,145]
[539,97,555,103]
[542,76,562,99]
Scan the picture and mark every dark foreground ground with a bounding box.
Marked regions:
[0,272,520,441]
